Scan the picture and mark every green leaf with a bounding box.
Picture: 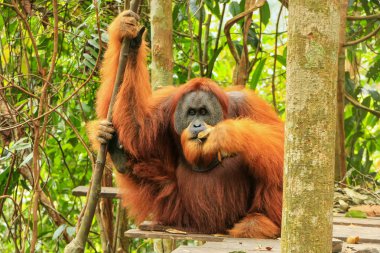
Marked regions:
[207,44,226,76]
[249,58,267,90]
[86,46,98,59]
[66,226,76,237]
[20,152,33,167]
[189,0,205,22]
[205,0,221,18]
[83,53,96,68]
[9,137,31,151]
[260,2,270,26]
[20,179,31,191]
[0,15,4,28]
[0,168,10,193]
[366,59,380,81]
[229,1,242,17]
[233,41,243,55]
[345,74,355,96]
[173,4,180,25]
[345,210,367,219]
[367,89,380,101]
[88,39,100,50]
[283,46,287,58]
[0,151,12,162]
[53,224,67,240]
[276,55,286,67]
[247,27,259,48]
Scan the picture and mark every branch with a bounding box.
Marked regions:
[347,13,380,21]
[0,44,102,132]
[224,0,266,63]
[30,0,59,251]
[6,1,43,75]
[345,92,380,118]
[344,25,380,47]
[64,1,141,252]
[206,2,226,77]
[197,7,204,75]
[271,3,284,111]
[202,14,212,76]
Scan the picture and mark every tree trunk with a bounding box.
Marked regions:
[151,1,174,251]
[335,0,348,181]
[150,0,173,88]
[281,0,340,252]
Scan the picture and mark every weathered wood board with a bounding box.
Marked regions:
[125,229,225,242]
[72,186,120,198]
[173,238,282,253]
[173,240,380,253]
[125,218,380,243]
[171,238,342,253]
[333,216,380,227]
[125,230,343,252]
[333,224,380,243]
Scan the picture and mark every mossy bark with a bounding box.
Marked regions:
[151,1,174,250]
[281,1,340,252]
[150,0,173,88]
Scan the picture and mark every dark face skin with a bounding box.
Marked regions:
[174,91,223,138]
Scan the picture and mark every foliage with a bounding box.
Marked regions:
[344,0,380,185]
[0,0,379,252]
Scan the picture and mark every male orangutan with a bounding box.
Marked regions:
[88,10,284,239]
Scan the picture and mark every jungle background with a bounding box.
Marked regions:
[0,0,379,252]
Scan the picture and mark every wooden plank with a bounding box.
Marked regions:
[333,224,380,243]
[126,219,380,244]
[342,242,380,252]
[125,229,225,242]
[172,238,343,253]
[200,238,281,252]
[125,228,344,252]
[173,245,280,253]
[137,217,380,229]
[333,216,380,228]
[72,186,120,199]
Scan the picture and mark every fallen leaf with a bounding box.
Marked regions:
[345,210,367,218]
[346,236,360,244]
[349,205,380,217]
[213,233,227,237]
[254,246,273,251]
[165,228,187,234]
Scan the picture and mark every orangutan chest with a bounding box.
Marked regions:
[174,156,253,233]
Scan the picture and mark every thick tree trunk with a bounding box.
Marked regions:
[281,0,340,252]
[335,0,348,181]
[150,0,173,88]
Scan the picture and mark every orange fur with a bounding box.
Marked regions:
[229,213,280,238]
[86,120,101,151]
[88,11,284,238]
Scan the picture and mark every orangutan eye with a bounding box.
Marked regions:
[188,108,196,116]
[199,108,208,116]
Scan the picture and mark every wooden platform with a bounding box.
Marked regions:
[125,217,380,252]
[72,186,380,251]
[125,230,343,253]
